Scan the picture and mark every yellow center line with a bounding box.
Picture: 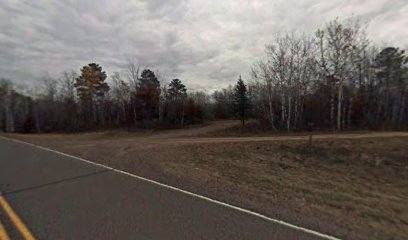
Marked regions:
[0,195,36,240]
[0,219,10,240]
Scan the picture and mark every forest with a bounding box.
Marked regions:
[1,18,407,133]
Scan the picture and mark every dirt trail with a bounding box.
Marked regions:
[171,131,408,144]
[4,121,408,147]
[149,120,241,139]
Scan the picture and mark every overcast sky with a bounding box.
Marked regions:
[0,0,407,91]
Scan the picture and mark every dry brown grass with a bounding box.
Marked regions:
[3,125,408,240]
[157,138,408,240]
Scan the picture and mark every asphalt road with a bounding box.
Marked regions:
[0,137,333,240]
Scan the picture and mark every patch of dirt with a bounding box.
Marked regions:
[3,122,408,240]
[150,120,241,138]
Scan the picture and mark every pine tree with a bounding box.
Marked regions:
[74,63,109,126]
[167,79,187,127]
[74,63,109,103]
[234,76,249,125]
[136,69,161,121]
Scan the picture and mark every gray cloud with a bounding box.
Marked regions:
[0,0,407,90]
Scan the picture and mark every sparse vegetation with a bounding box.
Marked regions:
[5,129,408,240]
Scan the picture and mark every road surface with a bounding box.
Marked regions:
[0,137,337,240]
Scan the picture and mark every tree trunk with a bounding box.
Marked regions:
[132,96,137,128]
[122,101,126,125]
[293,98,298,129]
[34,107,41,133]
[5,104,14,133]
[330,86,335,129]
[180,99,185,128]
[298,95,305,130]
[398,91,406,128]
[287,94,292,131]
[267,82,276,130]
[376,96,383,128]
[391,92,401,128]
[337,82,343,130]
[281,93,285,127]
[242,107,245,126]
[342,99,346,130]
[347,96,353,129]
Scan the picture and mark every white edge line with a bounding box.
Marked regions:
[0,135,342,240]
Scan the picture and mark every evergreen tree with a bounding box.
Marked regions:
[74,63,109,126]
[373,47,408,128]
[136,69,161,122]
[166,79,187,126]
[139,69,160,89]
[233,76,249,125]
[74,63,109,103]
[168,79,187,99]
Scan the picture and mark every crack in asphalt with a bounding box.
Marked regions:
[2,169,112,196]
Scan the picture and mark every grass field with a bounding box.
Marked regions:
[3,121,408,240]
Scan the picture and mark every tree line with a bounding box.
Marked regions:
[0,62,213,132]
[215,18,408,131]
[1,18,407,133]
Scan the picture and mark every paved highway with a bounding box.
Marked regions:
[0,137,337,240]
